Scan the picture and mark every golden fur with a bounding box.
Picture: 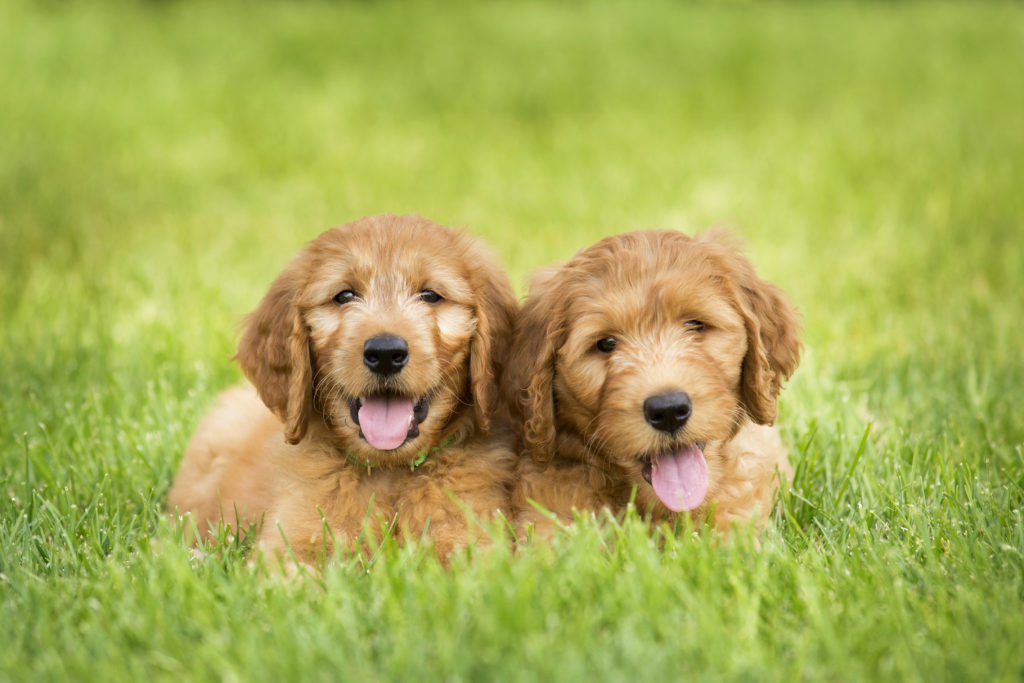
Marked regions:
[503,230,801,539]
[167,214,519,564]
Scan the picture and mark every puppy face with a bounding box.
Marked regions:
[237,214,517,468]
[504,230,801,513]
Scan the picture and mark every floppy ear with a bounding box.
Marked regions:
[501,267,564,463]
[466,256,520,436]
[733,268,802,425]
[235,259,313,445]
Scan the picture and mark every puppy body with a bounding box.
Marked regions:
[258,414,516,561]
[504,230,801,539]
[167,386,280,537]
[168,215,518,563]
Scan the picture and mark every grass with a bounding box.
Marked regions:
[2,0,1023,680]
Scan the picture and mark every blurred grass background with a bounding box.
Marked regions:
[1,1,1022,680]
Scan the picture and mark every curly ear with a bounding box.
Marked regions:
[466,252,520,437]
[235,259,313,444]
[733,267,802,425]
[501,267,564,463]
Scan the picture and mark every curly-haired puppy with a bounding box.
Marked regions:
[503,230,801,539]
[167,215,519,563]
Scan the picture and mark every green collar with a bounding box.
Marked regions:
[343,431,461,473]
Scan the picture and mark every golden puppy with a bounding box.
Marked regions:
[168,214,519,564]
[503,230,801,539]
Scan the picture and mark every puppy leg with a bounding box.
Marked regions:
[711,423,792,536]
[256,474,397,568]
[511,458,615,542]
[400,447,516,557]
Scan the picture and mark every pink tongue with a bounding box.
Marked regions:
[651,445,709,512]
[358,396,415,450]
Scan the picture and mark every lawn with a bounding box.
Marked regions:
[1,0,1022,680]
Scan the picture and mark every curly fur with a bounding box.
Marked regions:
[502,230,802,538]
[167,215,519,564]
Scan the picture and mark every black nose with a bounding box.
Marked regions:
[363,335,409,375]
[643,392,692,433]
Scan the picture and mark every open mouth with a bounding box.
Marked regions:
[641,442,707,512]
[348,394,430,451]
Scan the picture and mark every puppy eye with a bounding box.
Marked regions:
[333,290,358,305]
[685,320,706,332]
[596,336,617,353]
[419,289,444,304]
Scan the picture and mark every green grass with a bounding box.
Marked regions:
[2,0,1023,680]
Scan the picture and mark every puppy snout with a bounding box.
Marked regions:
[643,391,692,433]
[363,334,409,375]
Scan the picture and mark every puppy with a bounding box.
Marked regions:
[167,214,519,564]
[503,230,801,539]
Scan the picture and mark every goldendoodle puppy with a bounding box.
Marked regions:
[503,230,801,538]
[168,214,519,564]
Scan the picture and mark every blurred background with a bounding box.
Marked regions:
[2,2,1023,678]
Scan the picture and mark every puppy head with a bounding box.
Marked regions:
[236,214,517,467]
[503,230,800,511]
